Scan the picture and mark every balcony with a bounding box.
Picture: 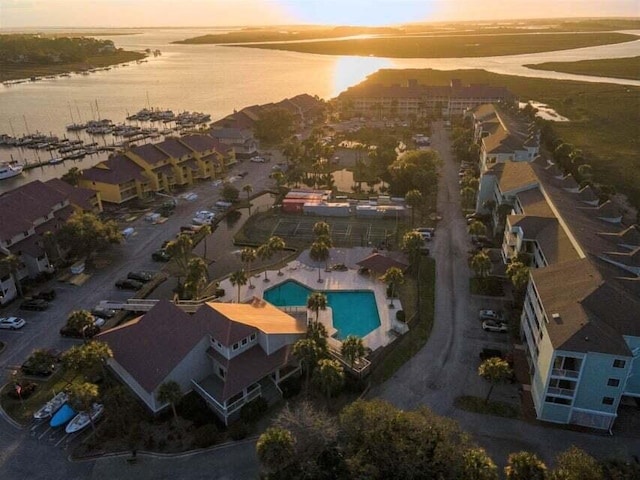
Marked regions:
[551,369,580,379]
[547,387,575,397]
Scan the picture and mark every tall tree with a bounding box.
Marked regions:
[229,270,248,303]
[61,166,82,186]
[199,225,212,261]
[506,261,530,293]
[0,254,24,298]
[314,359,344,399]
[461,186,477,209]
[505,451,547,480]
[312,221,331,239]
[242,184,253,215]
[240,247,256,289]
[341,335,366,369]
[306,321,329,354]
[55,212,122,261]
[62,341,113,379]
[67,381,100,434]
[156,380,182,421]
[183,257,209,300]
[402,230,425,270]
[405,189,423,227]
[253,107,294,145]
[470,250,492,279]
[293,338,321,394]
[468,220,487,237]
[550,446,603,480]
[380,266,404,308]
[65,310,96,339]
[221,182,239,203]
[268,235,286,276]
[256,243,273,282]
[307,292,328,324]
[310,241,330,283]
[478,357,513,403]
[461,448,499,480]
[387,149,440,197]
[256,427,296,474]
[166,234,193,282]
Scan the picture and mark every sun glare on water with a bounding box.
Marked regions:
[280,0,435,26]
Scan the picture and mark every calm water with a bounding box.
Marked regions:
[1,28,639,192]
[264,279,381,339]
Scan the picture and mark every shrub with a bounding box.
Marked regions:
[177,392,214,427]
[280,375,302,399]
[396,310,406,323]
[240,396,268,424]
[228,421,249,441]
[193,424,220,448]
[7,382,37,399]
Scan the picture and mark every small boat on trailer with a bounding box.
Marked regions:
[65,403,104,433]
[33,391,68,420]
[50,404,76,428]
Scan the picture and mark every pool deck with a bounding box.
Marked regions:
[217,247,406,351]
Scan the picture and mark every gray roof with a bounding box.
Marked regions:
[81,155,145,185]
[129,144,170,165]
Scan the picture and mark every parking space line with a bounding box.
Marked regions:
[54,432,70,447]
[270,219,281,237]
[38,426,52,440]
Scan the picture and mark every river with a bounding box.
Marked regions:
[1,28,639,193]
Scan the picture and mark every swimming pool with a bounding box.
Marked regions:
[264,280,381,340]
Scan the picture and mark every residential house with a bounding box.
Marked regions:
[208,128,257,159]
[79,154,148,204]
[45,178,103,213]
[99,298,305,425]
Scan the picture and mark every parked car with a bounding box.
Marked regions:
[31,289,56,301]
[20,299,49,311]
[415,227,435,235]
[115,279,143,290]
[127,271,154,283]
[415,230,433,241]
[479,309,503,321]
[250,156,265,163]
[152,249,171,262]
[0,316,26,330]
[482,320,509,333]
[91,307,116,319]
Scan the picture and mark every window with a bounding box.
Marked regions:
[218,366,226,379]
[250,333,256,341]
[607,378,620,387]
[602,397,614,406]
[241,338,248,346]
[545,396,571,405]
[613,359,626,369]
[232,342,239,351]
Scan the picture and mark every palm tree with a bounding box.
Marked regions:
[67,382,100,434]
[506,261,530,294]
[402,231,425,271]
[242,184,253,215]
[156,380,182,421]
[229,270,248,303]
[256,243,273,282]
[312,221,330,239]
[65,310,96,341]
[293,338,321,394]
[462,448,499,480]
[461,186,477,209]
[256,427,296,473]
[166,234,193,283]
[268,236,286,276]
[0,254,24,298]
[183,257,209,300]
[470,250,492,279]
[478,357,513,403]
[380,267,404,308]
[314,359,344,399]
[306,321,328,354]
[309,241,330,283]
[307,292,328,324]
[405,189,423,227]
[341,335,365,369]
[240,247,257,289]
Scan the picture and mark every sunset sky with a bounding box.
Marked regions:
[0,0,637,28]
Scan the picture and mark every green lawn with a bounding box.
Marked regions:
[372,256,436,384]
[358,68,640,209]
[0,50,145,82]
[228,32,636,59]
[526,56,640,81]
[454,395,520,418]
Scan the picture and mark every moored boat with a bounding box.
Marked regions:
[50,404,76,428]
[65,403,104,433]
[49,157,64,165]
[0,162,24,180]
[33,392,69,420]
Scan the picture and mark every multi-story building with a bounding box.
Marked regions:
[474,104,640,431]
[99,298,305,425]
[0,180,100,304]
[337,78,515,118]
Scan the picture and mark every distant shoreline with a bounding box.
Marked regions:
[525,56,640,81]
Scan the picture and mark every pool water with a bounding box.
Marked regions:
[264,280,381,340]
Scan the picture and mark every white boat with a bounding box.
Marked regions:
[33,392,69,420]
[49,157,64,165]
[65,403,104,433]
[0,163,24,180]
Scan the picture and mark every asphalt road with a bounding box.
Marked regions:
[0,157,278,479]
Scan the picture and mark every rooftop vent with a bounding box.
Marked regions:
[552,313,561,322]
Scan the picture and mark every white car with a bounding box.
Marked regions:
[479,309,503,321]
[93,316,106,328]
[250,156,265,163]
[212,179,223,187]
[0,317,26,330]
[482,320,508,333]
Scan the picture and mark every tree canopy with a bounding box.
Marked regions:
[253,108,295,145]
[387,149,440,197]
[56,212,122,260]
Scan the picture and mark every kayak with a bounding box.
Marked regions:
[50,404,76,428]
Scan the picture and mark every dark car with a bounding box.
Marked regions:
[127,271,154,283]
[152,249,171,262]
[115,279,143,290]
[20,299,49,311]
[32,289,56,301]
[60,323,100,339]
[91,307,117,319]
